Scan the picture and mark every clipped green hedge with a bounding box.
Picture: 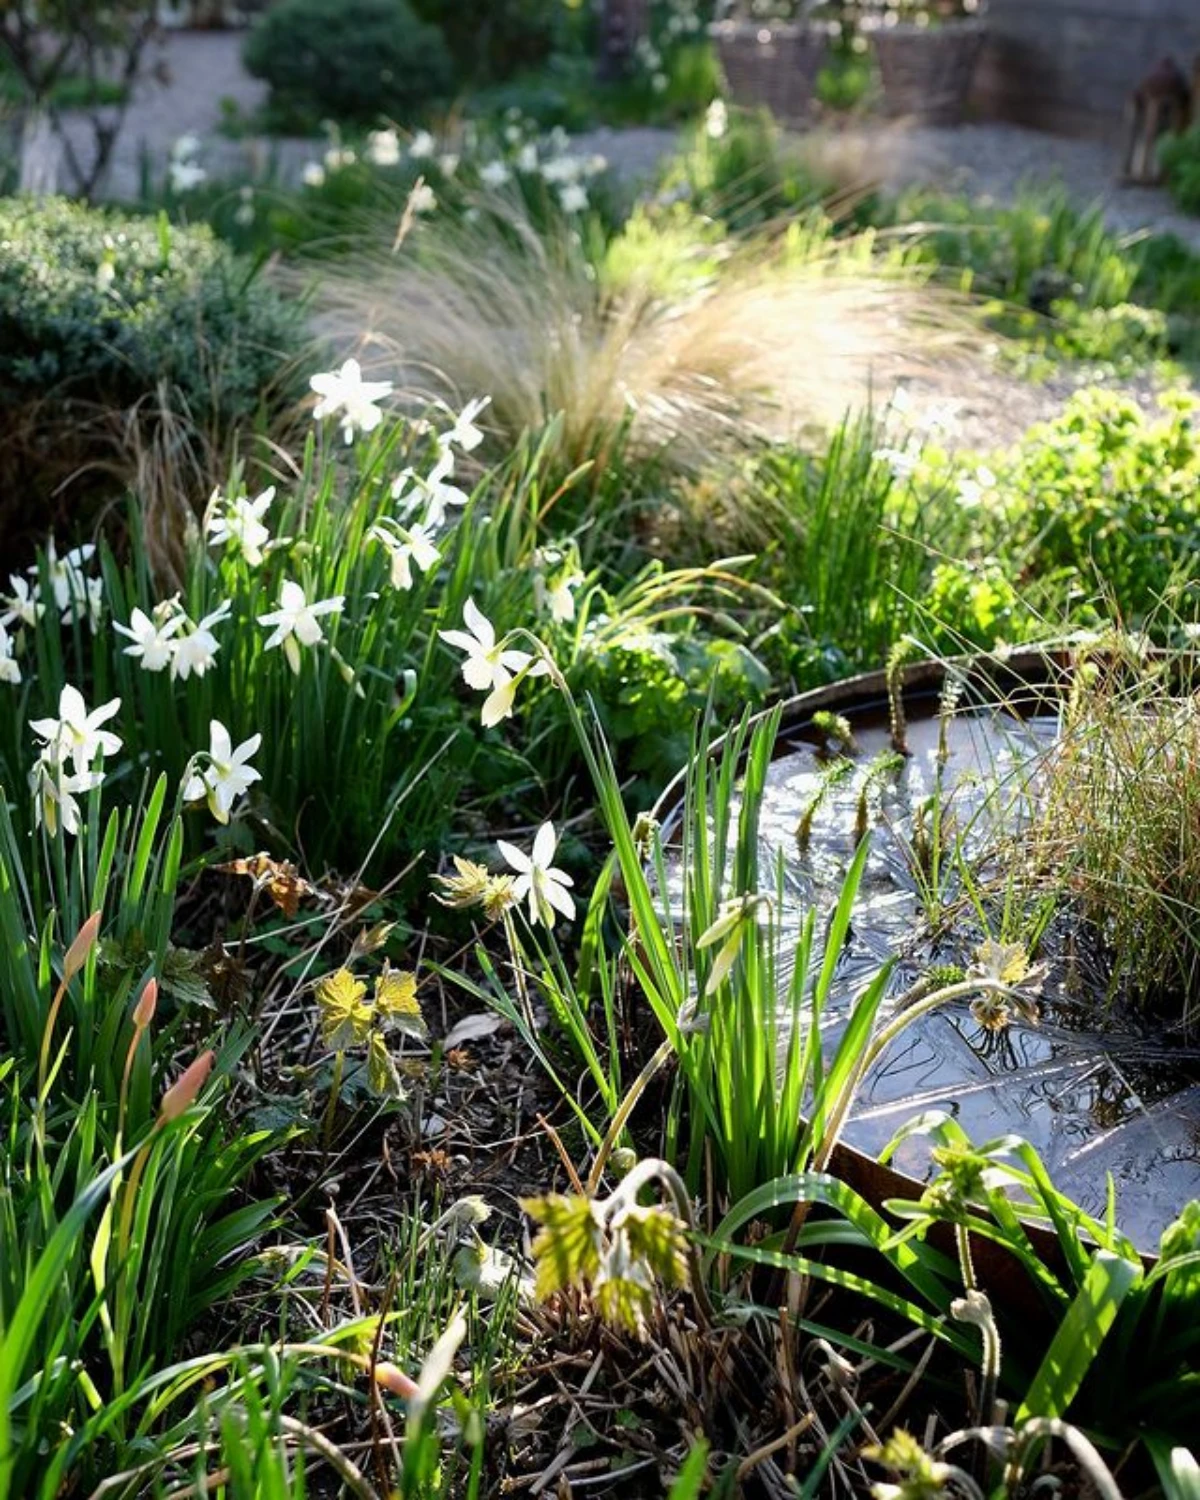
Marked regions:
[0,197,306,546]
[243,0,452,128]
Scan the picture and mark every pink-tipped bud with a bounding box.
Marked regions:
[132,978,158,1032]
[63,911,102,985]
[371,1361,420,1400]
[159,1049,215,1123]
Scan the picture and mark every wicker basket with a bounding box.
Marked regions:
[709,20,829,126]
[871,18,985,125]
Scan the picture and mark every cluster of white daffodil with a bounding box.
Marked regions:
[28,685,122,837]
[634,0,706,94]
[115,598,233,681]
[1,542,105,687]
[299,117,607,219]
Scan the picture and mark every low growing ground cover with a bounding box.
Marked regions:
[4,79,1200,1500]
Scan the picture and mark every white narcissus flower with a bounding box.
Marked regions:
[114,605,184,672]
[206,486,275,565]
[438,152,460,177]
[30,685,122,776]
[171,600,233,682]
[438,598,547,727]
[302,161,326,188]
[408,128,436,160]
[497,822,575,928]
[29,759,103,838]
[409,182,437,215]
[169,159,207,193]
[310,358,394,444]
[540,571,583,624]
[558,182,588,214]
[366,128,401,167]
[183,720,262,825]
[258,580,344,674]
[438,396,491,456]
[393,452,470,530]
[479,159,511,189]
[0,623,20,684]
[3,574,43,628]
[324,146,356,171]
[41,539,96,620]
[516,142,538,172]
[171,133,201,161]
[368,519,441,591]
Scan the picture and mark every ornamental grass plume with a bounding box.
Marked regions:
[307,196,974,477]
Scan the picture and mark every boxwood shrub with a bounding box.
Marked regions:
[0,197,306,549]
[243,0,453,129]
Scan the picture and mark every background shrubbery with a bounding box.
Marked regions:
[243,0,453,130]
[0,197,305,550]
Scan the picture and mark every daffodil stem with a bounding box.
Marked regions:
[586,1036,676,1195]
[322,1050,345,1163]
[607,1157,713,1328]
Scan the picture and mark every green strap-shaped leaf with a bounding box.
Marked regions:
[1016,1249,1142,1423]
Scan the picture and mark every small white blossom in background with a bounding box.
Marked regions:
[183,720,262,825]
[172,134,201,161]
[324,146,356,172]
[310,358,394,444]
[516,142,538,172]
[171,600,233,682]
[2,574,42,628]
[234,185,255,226]
[872,445,922,482]
[206,485,275,566]
[409,181,437,215]
[302,161,326,188]
[439,152,460,177]
[956,465,998,509]
[408,129,436,161]
[366,128,401,167]
[536,569,583,624]
[438,395,491,456]
[369,518,441,591]
[169,158,207,193]
[706,98,728,139]
[439,598,548,727]
[258,580,344,674]
[497,822,575,928]
[114,604,183,673]
[0,623,20,684]
[40,540,104,629]
[479,160,511,189]
[558,182,588,215]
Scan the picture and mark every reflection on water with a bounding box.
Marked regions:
[668,701,1200,1250]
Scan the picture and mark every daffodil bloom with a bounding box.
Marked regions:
[41,539,102,626]
[479,159,511,189]
[2,574,42,628]
[497,822,575,928]
[324,146,356,171]
[516,142,538,171]
[114,605,184,672]
[169,158,207,193]
[206,486,275,565]
[536,569,583,624]
[30,685,122,776]
[310,358,394,444]
[558,182,588,214]
[366,127,401,166]
[302,161,326,188]
[0,623,20,684]
[439,598,547,727]
[368,518,441,591]
[408,128,436,160]
[29,758,102,838]
[409,181,437,215]
[183,720,262,825]
[438,396,491,456]
[258,580,344,674]
[392,452,470,530]
[171,599,233,682]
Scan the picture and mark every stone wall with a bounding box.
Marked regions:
[971,0,1200,140]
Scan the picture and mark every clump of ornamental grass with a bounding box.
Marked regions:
[307,193,975,479]
[1023,641,1200,1031]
